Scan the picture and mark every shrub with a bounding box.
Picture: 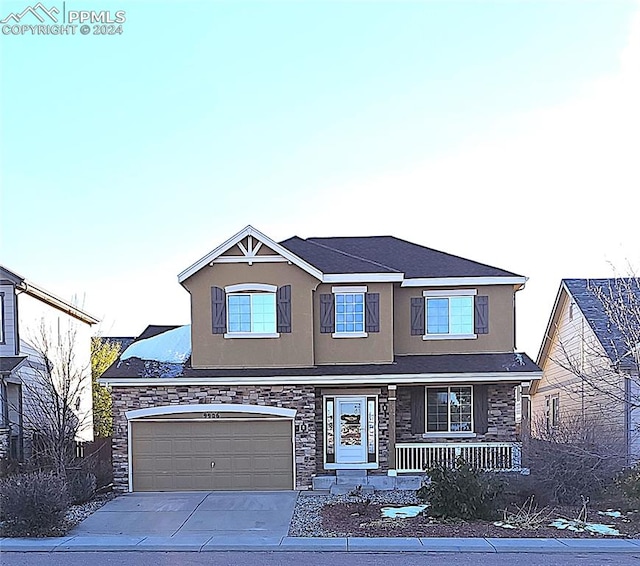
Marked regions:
[417,458,505,520]
[615,465,640,502]
[66,468,97,504]
[526,436,624,504]
[89,458,113,490]
[526,415,626,504]
[0,471,70,534]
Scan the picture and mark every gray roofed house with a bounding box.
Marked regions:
[531,277,640,463]
[100,225,541,494]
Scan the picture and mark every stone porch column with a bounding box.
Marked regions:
[387,385,397,474]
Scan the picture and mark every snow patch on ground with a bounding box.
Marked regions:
[598,510,623,518]
[121,325,191,363]
[381,505,427,519]
[549,518,620,536]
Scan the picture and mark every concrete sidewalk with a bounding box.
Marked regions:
[2,535,640,553]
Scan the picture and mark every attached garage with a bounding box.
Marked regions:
[127,405,295,492]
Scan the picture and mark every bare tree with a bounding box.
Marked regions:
[18,318,92,474]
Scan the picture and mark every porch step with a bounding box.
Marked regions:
[330,484,374,496]
[335,469,368,484]
[312,473,423,492]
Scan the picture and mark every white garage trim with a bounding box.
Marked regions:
[126,403,296,492]
[126,404,297,420]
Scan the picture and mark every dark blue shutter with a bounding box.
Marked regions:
[474,296,489,334]
[320,294,335,333]
[211,286,226,334]
[277,285,292,333]
[411,297,425,335]
[473,385,488,434]
[411,386,425,434]
[365,293,380,332]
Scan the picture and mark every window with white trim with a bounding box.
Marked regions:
[426,386,473,433]
[423,290,476,338]
[224,284,278,336]
[335,292,365,334]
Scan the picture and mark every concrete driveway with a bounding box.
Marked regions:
[70,491,299,539]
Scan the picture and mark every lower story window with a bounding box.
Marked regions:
[545,394,559,432]
[426,386,473,432]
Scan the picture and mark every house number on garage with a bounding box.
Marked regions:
[203,412,221,419]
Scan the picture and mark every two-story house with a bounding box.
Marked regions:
[100,226,542,492]
[0,265,99,464]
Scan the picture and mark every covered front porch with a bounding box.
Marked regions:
[313,382,525,491]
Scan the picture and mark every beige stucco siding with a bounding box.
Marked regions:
[531,290,626,435]
[394,285,515,355]
[183,262,319,368]
[313,282,394,365]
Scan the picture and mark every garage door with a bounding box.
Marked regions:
[131,418,294,491]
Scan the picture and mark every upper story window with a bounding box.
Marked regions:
[411,290,488,340]
[319,286,380,338]
[335,292,365,334]
[228,292,276,334]
[211,284,291,338]
[426,295,474,335]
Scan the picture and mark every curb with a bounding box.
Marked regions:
[2,535,640,553]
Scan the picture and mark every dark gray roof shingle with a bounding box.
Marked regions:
[564,278,640,364]
[0,356,26,374]
[103,341,539,380]
[280,235,521,278]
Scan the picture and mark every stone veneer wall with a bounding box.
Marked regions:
[396,383,517,442]
[111,385,316,492]
[313,388,389,474]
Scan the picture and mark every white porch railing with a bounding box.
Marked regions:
[395,442,522,473]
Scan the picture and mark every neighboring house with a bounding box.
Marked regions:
[100,225,542,493]
[531,278,640,463]
[0,266,99,463]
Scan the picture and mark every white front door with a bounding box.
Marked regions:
[335,397,367,464]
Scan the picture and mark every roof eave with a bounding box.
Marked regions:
[401,276,528,288]
[100,370,542,387]
[20,282,99,325]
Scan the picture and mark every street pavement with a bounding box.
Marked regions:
[2,490,640,553]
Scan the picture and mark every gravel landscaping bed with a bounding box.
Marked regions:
[289,490,640,539]
[289,490,420,537]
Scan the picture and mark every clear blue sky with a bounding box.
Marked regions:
[2,0,639,356]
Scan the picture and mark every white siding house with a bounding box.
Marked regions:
[0,266,99,463]
[532,279,640,463]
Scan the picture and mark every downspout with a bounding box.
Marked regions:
[581,315,585,431]
[625,375,631,466]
